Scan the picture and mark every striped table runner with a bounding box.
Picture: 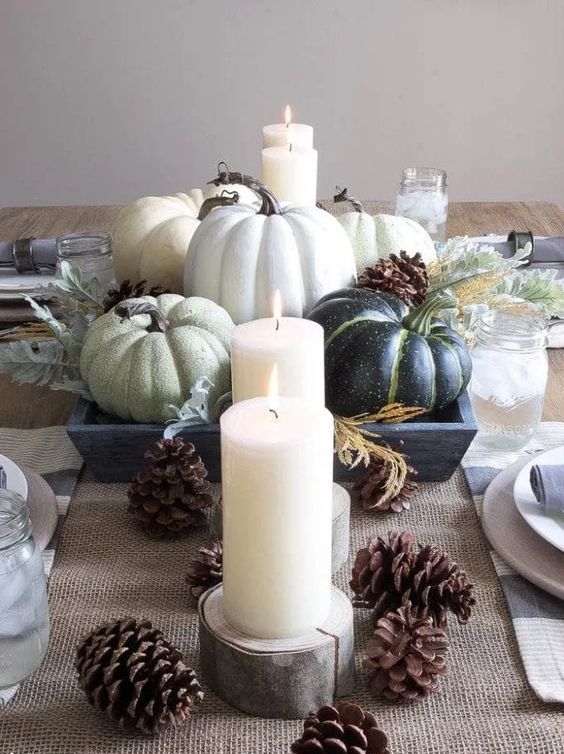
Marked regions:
[462,421,564,703]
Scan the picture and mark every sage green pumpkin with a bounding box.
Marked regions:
[307,288,472,417]
[80,294,234,423]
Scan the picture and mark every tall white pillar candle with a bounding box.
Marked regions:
[262,105,314,149]
[221,395,333,639]
[231,316,325,405]
[261,145,318,205]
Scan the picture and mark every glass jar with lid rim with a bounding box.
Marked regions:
[469,310,549,450]
[0,489,50,691]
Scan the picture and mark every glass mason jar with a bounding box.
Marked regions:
[56,232,115,290]
[469,311,549,450]
[0,490,49,690]
[395,167,448,241]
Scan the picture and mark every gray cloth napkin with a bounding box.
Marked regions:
[530,465,564,513]
[490,237,564,263]
[0,239,57,268]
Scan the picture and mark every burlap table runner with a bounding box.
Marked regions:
[1,430,563,753]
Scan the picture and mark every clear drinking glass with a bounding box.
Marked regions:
[56,232,115,290]
[395,167,448,241]
[469,311,548,450]
[0,490,50,692]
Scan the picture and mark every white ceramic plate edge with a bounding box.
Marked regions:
[0,453,28,500]
[513,446,564,552]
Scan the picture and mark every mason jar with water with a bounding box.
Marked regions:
[0,489,49,692]
[469,311,548,450]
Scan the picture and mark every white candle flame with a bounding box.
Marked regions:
[284,105,292,127]
[268,364,280,418]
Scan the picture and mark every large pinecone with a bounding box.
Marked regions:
[357,251,428,307]
[350,531,475,627]
[103,279,170,313]
[353,457,418,513]
[186,540,223,600]
[291,703,389,754]
[75,617,204,733]
[128,438,213,538]
[365,605,449,702]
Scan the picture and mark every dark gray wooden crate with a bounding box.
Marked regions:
[67,392,477,483]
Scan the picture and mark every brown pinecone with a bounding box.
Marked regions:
[353,457,418,513]
[357,251,428,307]
[350,532,475,627]
[365,604,449,702]
[186,540,223,600]
[411,545,475,625]
[75,617,203,733]
[128,438,213,538]
[350,531,415,613]
[103,279,170,313]
[291,703,389,754]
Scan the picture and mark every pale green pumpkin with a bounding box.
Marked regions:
[80,294,234,423]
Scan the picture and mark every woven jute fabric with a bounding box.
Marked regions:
[2,466,563,753]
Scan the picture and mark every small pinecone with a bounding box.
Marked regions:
[350,531,415,613]
[186,540,223,600]
[353,457,418,513]
[365,604,449,702]
[357,251,428,307]
[411,545,475,625]
[350,532,475,627]
[75,617,203,733]
[128,438,213,538]
[103,279,170,313]
[291,703,389,754]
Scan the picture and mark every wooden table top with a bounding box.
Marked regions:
[0,201,563,428]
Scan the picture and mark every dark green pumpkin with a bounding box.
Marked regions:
[307,288,472,417]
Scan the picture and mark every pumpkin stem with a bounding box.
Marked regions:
[208,162,282,216]
[197,190,240,221]
[333,186,364,213]
[114,301,171,333]
[402,293,458,337]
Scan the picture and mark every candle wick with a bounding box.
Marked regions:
[289,143,293,152]
[275,318,280,332]
[269,408,279,420]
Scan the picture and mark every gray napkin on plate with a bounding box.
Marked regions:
[530,465,564,513]
[0,239,56,268]
[491,237,564,263]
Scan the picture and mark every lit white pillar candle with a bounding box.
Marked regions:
[261,143,318,205]
[221,369,333,638]
[231,291,325,405]
[262,105,314,149]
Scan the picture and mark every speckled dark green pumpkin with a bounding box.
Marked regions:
[307,288,472,417]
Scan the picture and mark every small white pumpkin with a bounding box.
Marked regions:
[80,294,234,424]
[334,188,437,272]
[184,175,357,324]
[112,182,257,293]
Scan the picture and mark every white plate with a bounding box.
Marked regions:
[0,453,28,500]
[513,446,564,552]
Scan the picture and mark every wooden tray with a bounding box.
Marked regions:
[67,392,477,483]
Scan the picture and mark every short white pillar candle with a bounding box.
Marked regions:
[231,305,325,405]
[261,144,318,205]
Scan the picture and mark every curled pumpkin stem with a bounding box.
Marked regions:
[208,162,282,216]
[115,301,171,334]
[333,186,364,213]
[197,191,240,221]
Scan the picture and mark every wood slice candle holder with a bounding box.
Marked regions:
[210,483,350,575]
[198,584,355,719]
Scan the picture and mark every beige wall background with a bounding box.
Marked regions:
[1,0,563,208]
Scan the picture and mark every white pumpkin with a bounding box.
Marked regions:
[112,184,257,293]
[335,190,437,272]
[184,183,357,325]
